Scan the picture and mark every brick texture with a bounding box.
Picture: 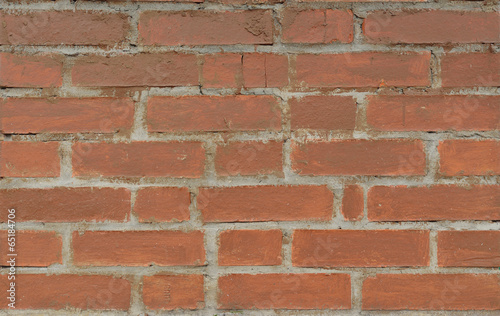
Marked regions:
[1,0,498,313]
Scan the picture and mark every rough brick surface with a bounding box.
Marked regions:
[0,275,131,310]
[218,229,282,266]
[72,231,205,266]
[143,275,204,310]
[0,11,129,45]
[291,140,426,176]
[0,231,62,266]
[363,274,500,310]
[1,0,498,313]
[199,185,333,222]
[0,141,60,177]
[292,230,429,267]
[218,274,351,309]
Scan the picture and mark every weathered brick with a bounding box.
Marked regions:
[139,10,273,45]
[73,231,205,266]
[0,274,131,310]
[0,142,60,177]
[199,185,333,222]
[293,230,429,267]
[341,185,364,221]
[290,96,357,130]
[219,230,282,266]
[0,187,130,222]
[72,142,205,178]
[0,11,129,45]
[441,53,500,87]
[1,98,134,134]
[143,275,204,310]
[0,53,62,87]
[367,95,500,131]
[363,274,500,310]
[291,140,425,176]
[133,187,191,223]
[0,231,62,266]
[364,11,500,44]
[296,52,430,88]
[147,96,281,132]
[218,274,351,309]
[438,140,500,176]
[438,231,500,267]
[282,9,353,44]
[368,185,500,221]
[71,53,198,87]
[215,141,283,176]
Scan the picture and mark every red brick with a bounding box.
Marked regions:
[242,53,288,88]
[139,10,273,45]
[218,274,351,309]
[143,275,204,310]
[147,96,281,132]
[219,230,282,266]
[362,274,500,310]
[441,53,500,87]
[282,9,353,44]
[368,185,500,221]
[71,53,198,87]
[291,140,425,176]
[202,54,242,88]
[364,11,499,44]
[290,96,357,130]
[367,95,500,131]
[0,274,131,310]
[0,187,130,222]
[296,52,430,88]
[341,185,364,221]
[199,185,333,222]
[438,140,500,176]
[1,98,134,134]
[293,230,429,267]
[0,53,62,87]
[72,142,205,178]
[73,231,205,266]
[0,231,62,267]
[134,187,191,222]
[438,231,500,267]
[0,142,60,177]
[0,11,129,45]
[215,141,283,176]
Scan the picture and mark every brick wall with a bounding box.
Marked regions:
[0,0,499,314]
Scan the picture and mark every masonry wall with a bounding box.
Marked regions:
[0,0,499,314]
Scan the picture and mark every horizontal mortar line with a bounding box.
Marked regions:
[5,131,500,142]
[1,176,499,189]
[1,44,495,55]
[2,266,498,276]
[1,221,499,231]
[0,2,492,12]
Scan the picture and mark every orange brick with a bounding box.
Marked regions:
[438,231,500,267]
[215,141,283,176]
[363,274,500,310]
[0,231,62,266]
[199,185,333,222]
[219,230,282,266]
[134,187,191,222]
[73,231,205,266]
[293,230,429,267]
[218,274,351,309]
[143,275,204,310]
[0,142,60,177]
[438,140,500,176]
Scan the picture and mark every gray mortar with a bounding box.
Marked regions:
[0,0,499,315]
